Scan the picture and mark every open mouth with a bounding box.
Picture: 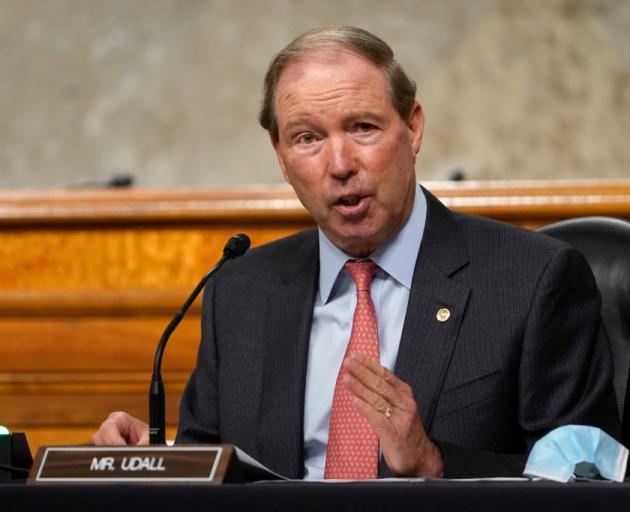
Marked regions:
[337,195,361,207]
[333,194,369,216]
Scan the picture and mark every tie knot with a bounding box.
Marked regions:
[345,260,378,293]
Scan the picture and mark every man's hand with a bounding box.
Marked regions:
[343,352,444,478]
[92,411,149,446]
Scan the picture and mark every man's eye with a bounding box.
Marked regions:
[297,133,316,144]
[355,122,375,133]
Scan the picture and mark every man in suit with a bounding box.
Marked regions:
[93,26,619,478]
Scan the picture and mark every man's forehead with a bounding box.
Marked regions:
[275,80,391,128]
[277,47,382,86]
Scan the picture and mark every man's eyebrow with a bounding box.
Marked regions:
[347,111,387,124]
[282,112,387,133]
[283,118,311,133]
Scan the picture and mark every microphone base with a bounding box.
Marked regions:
[149,378,166,445]
[0,433,33,481]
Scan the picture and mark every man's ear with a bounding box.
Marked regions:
[408,102,425,155]
[271,135,291,184]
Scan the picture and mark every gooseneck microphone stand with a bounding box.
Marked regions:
[149,234,250,445]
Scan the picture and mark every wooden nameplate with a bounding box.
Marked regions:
[28,444,241,484]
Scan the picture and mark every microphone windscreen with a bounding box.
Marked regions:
[107,174,134,187]
[223,233,251,259]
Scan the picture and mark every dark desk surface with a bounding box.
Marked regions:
[3,480,630,512]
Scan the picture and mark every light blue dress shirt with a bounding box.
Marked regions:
[303,184,427,479]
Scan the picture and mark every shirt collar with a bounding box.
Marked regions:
[318,183,427,304]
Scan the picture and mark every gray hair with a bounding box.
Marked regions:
[259,26,417,141]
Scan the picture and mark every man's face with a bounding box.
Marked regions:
[272,49,424,257]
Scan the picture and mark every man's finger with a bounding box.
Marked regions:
[344,354,408,408]
[92,420,128,446]
[350,353,408,391]
[344,373,392,415]
[92,411,149,446]
[354,395,392,433]
[137,427,150,446]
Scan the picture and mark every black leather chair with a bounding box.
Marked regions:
[538,216,630,445]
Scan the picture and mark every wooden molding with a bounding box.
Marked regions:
[0,289,201,317]
[1,180,629,227]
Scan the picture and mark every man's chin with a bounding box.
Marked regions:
[328,229,384,258]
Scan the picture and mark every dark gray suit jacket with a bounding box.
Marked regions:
[176,189,620,478]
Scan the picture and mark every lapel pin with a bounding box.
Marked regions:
[436,308,451,322]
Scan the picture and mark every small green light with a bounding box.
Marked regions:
[0,425,10,435]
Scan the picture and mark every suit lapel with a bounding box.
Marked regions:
[394,189,471,434]
[257,232,319,478]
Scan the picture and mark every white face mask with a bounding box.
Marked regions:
[524,425,628,482]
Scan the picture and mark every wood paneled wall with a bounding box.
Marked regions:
[2,180,629,452]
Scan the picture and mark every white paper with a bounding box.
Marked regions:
[234,446,288,480]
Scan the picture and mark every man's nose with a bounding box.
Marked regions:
[327,135,356,179]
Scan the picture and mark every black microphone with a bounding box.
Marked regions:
[149,233,251,444]
[66,173,135,188]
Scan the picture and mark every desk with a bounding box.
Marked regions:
[2,480,630,511]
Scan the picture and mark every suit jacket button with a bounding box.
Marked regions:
[436,308,450,322]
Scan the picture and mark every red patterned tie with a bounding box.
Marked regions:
[324,260,379,479]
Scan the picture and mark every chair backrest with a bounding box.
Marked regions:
[538,216,630,444]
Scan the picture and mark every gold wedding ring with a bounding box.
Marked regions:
[384,406,392,419]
